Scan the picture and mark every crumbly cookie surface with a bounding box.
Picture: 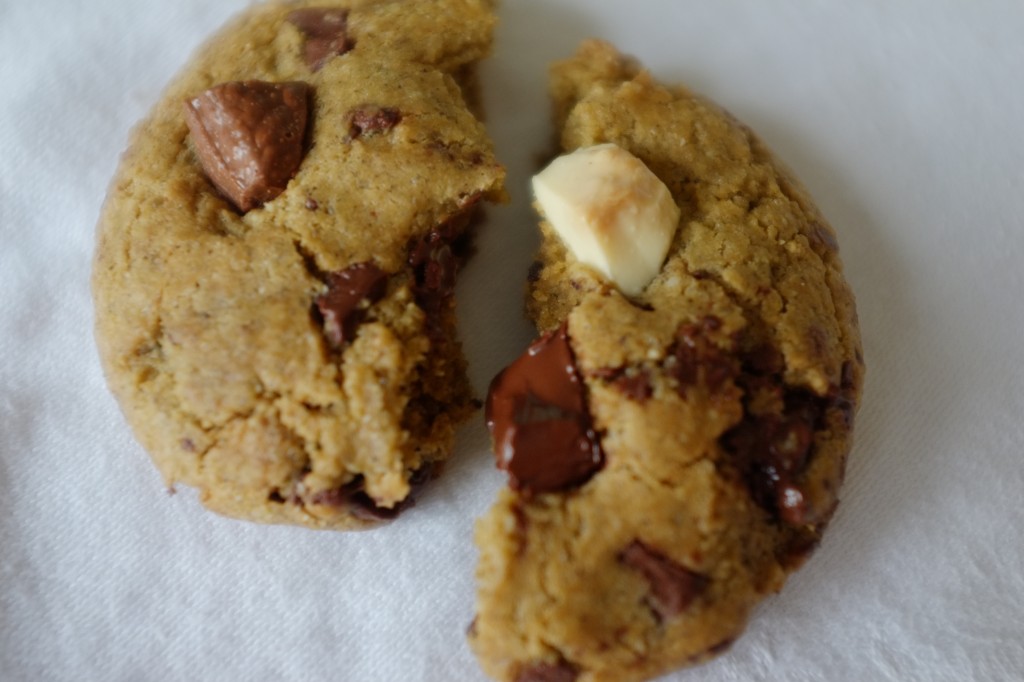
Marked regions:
[92,0,504,530]
[471,41,863,681]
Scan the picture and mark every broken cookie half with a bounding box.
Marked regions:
[92,1,505,530]
[470,41,863,681]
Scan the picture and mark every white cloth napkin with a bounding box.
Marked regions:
[2,1,1022,680]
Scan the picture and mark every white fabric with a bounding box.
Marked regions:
[2,1,1023,680]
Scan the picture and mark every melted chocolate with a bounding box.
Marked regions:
[315,263,388,348]
[720,348,831,525]
[833,360,858,428]
[486,324,604,495]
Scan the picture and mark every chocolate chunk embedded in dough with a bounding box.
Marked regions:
[514,662,578,682]
[309,465,437,521]
[621,541,709,619]
[665,318,737,396]
[486,324,604,495]
[347,106,402,140]
[315,263,388,349]
[184,80,310,213]
[721,370,827,526]
[287,8,353,71]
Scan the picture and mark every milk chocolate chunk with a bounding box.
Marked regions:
[486,324,604,495]
[184,80,310,213]
[287,8,353,71]
[621,541,709,618]
[315,263,388,348]
[348,106,402,140]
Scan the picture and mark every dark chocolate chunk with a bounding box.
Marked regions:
[315,262,388,349]
[776,483,810,525]
[721,410,804,515]
[665,318,736,395]
[592,366,654,403]
[511,501,531,557]
[621,541,708,618]
[720,343,830,525]
[833,397,855,429]
[406,196,484,342]
[527,260,544,283]
[408,231,458,344]
[184,80,310,213]
[287,8,353,72]
[347,106,402,140]
[420,240,457,295]
[485,324,604,495]
[745,343,784,376]
[779,529,822,569]
[840,360,856,390]
[811,223,840,254]
[309,464,437,521]
[514,662,578,682]
[612,370,654,402]
[305,197,319,210]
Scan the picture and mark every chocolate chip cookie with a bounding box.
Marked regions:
[470,40,863,681]
[92,0,505,530]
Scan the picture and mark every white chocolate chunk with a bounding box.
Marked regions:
[532,143,681,296]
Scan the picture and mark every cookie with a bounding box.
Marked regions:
[470,41,864,681]
[92,0,505,530]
